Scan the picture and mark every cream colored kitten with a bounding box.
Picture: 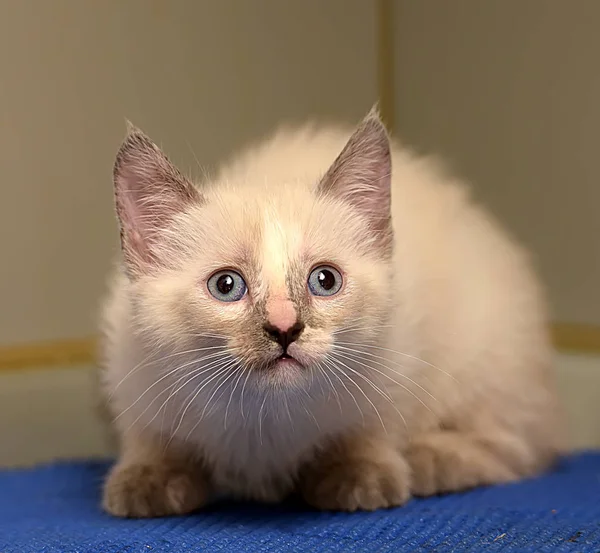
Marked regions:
[101,109,565,517]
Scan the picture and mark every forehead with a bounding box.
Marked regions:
[261,204,304,291]
[210,185,320,281]
[192,183,365,291]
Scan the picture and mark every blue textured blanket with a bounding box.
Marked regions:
[1,453,599,552]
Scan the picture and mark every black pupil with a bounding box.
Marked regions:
[318,270,336,290]
[217,274,235,295]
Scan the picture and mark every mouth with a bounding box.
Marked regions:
[259,351,308,386]
[273,352,302,368]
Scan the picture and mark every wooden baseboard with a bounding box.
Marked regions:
[551,323,600,354]
[0,337,96,372]
[0,323,598,372]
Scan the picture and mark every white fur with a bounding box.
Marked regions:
[101,121,564,504]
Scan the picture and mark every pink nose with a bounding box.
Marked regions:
[265,298,297,333]
[264,298,303,350]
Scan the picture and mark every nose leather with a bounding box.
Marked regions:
[263,322,305,352]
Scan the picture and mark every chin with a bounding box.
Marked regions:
[262,363,305,389]
[254,351,317,391]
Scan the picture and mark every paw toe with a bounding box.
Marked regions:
[103,463,207,518]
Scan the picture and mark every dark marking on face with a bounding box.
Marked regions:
[286,259,327,330]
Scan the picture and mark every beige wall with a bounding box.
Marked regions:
[0,0,377,347]
[1,2,600,468]
[4,0,596,346]
[393,1,600,326]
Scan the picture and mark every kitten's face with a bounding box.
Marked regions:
[115,111,393,394]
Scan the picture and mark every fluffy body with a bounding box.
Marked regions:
[101,114,564,517]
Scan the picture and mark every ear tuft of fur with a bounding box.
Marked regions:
[113,126,201,276]
[318,109,393,253]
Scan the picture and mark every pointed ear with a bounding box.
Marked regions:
[113,124,202,276]
[318,108,393,252]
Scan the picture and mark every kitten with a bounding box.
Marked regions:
[101,109,565,517]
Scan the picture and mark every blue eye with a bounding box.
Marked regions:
[308,265,343,297]
[207,270,247,302]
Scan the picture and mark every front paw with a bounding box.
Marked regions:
[406,433,518,497]
[103,462,208,518]
[301,454,410,512]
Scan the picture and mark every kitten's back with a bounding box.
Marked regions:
[220,124,562,454]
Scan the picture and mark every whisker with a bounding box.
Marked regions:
[283,393,294,429]
[302,403,321,431]
[107,344,229,400]
[239,364,254,420]
[170,358,236,422]
[224,365,248,430]
[151,355,236,435]
[331,317,391,334]
[106,348,158,401]
[332,324,394,336]
[188,332,229,341]
[200,362,241,420]
[333,345,437,401]
[167,353,233,398]
[318,362,343,414]
[186,362,242,441]
[114,350,231,420]
[328,354,392,402]
[332,349,435,415]
[324,355,388,433]
[167,359,238,447]
[335,341,458,382]
[257,392,268,445]
[321,357,364,424]
[328,354,408,432]
[125,354,235,434]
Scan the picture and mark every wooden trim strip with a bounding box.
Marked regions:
[0,337,96,372]
[551,323,600,355]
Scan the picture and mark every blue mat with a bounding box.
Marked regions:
[1,453,599,552]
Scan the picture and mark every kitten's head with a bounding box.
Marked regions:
[113,110,394,395]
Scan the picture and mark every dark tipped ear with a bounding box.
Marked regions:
[318,107,393,252]
[113,124,201,276]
